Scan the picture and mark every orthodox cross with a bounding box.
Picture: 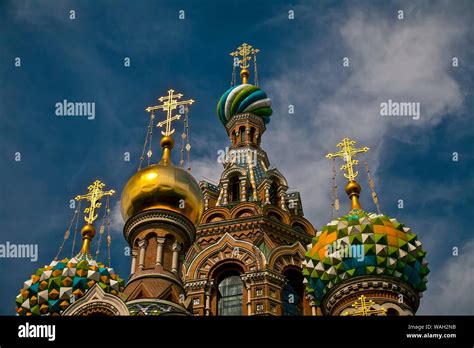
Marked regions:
[75,180,115,224]
[342,295,387,316]
[145,89,194,136]
[230,43,259,70]
[326,137,369,181]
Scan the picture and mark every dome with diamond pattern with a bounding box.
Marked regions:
[15,251,125,316]
[302,209,429,306]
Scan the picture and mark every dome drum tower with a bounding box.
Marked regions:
[183,43,317,316]
[322,275,421,316]
[119,91,204,314]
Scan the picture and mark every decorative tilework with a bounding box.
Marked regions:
[16,253,125,316]
[302,209,429,306]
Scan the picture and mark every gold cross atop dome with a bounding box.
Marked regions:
[75,180,115,224]
[145,89,195,136]
[230,43,259,69]
[326,138,369,181]
[230,43,259,84]
[342,295,387,316]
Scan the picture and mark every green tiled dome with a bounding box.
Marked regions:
[303,209,429,306]
[217,84,272,126]
[16,253,125,316]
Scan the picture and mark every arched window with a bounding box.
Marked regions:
[282,269,304,316]
[229,177,240,203]
[249,127,255,144]
[207,214,225,223]
[292,222,306,234]
[268,212,282,222]
[239,127,245,142]
[217,273,243,315]
[269,182,278,205]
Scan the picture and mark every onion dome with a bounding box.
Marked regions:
[15,224,125,316]
[303,207,429,306]
[121,136,204,224]
[303,138,429,308]
[217,84,272,126]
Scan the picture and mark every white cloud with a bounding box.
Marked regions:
[262,3,468,225]
[258,3,472,314]
[189,156,223,184]
[109,200,124,234]
[419,240,474,314]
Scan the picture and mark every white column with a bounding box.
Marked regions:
[307,294,317,316]
[278,188,288,211]
[247,285,252,315]
[171,242,182,273]
[265,184,270,204]
[155,237,166,266]
[222,182,228,205]
[130,249,138,275]
[205,283,212,316]
[138,239,148,270]
[240,179,246,202]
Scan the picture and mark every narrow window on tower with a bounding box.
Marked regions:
[249,127,255,144]
[269,182,278,205]
[230,177,240,203]
[239,126,245,142]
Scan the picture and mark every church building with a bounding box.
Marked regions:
[15,43,429,317]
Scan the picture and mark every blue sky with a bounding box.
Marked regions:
[1,0,473,315]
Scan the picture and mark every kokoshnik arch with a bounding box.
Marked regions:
[15,43,429,317]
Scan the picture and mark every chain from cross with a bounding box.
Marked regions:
[145,89,194,136]
[342,295,387,316]
[230,43,259,69]
[326,137,370,181]
[75,180,115,224]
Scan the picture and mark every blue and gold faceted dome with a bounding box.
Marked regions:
[217,84,272,126]
[15,252,125,316]
[16,221,125,316]
[303,209,429,306]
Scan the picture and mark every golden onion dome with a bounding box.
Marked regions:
[121,136,204,225]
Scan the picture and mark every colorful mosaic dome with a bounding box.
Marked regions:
[217,84,272,126]
[302,209,429,306]
[15,252,125,316]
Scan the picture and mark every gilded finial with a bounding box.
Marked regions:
[230,43,259,84]
[326,138,369,210]
[74,180,115,253]
[75,180,115,225]
[145,89,194,165]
